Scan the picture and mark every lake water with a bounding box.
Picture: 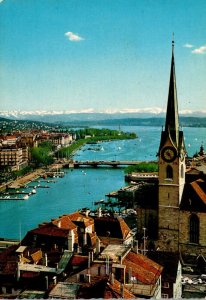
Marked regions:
[0,126,205,239]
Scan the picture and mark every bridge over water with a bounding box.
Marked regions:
[65,160,147,168]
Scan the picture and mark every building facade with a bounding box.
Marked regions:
[0,146,28,171]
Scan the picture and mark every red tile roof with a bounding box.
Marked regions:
[70,255,88,266]
[123,252,163,285]
[181,179,206,212]
[68,211,94,227]
[52,215,77,230]
[104,278,135,299]
[191,179,206,205]
[30,223,74,238]
[28,215,77,238]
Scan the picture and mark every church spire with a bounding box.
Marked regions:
[165,37,179,147]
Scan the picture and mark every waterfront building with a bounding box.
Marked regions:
[50,133,73,149]
[0,146,28,171]
[36,132,73,149]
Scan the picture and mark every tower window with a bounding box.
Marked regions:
[189,214,199,244]
[166,165,173,179]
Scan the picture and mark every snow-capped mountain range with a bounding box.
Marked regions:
[0,108,206,123]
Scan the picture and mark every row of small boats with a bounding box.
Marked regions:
[0,194,30,200]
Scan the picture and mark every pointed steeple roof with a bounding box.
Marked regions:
[165,39,179,147]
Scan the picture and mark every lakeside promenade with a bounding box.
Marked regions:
[0,161,69,192]
[0,168,44,192]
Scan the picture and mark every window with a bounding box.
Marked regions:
[190,214,199,244]
[166,165,173,179]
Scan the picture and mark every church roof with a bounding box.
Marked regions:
[180,179,206,212]
[158,39,185,156]
[165,40,179,147]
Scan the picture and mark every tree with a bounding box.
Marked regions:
[31,145,54,167]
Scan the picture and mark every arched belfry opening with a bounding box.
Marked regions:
[166,165,173,179]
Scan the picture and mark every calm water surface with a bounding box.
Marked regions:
[0,126,205,239]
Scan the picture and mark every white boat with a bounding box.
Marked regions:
[32,189,36,194]
[23,195,29,200]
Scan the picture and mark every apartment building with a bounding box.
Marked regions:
[0,146,28,171]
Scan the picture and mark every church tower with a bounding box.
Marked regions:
[157,40,186,252]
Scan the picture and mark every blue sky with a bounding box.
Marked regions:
[0,0,206,113]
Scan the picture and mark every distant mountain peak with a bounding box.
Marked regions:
[0,108,206,123]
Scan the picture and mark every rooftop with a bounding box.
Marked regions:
[100,244,130,262]
[48,282,81,299]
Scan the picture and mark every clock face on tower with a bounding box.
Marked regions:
[161,146,177,162]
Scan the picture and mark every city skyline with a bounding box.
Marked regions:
[0,0,206,113]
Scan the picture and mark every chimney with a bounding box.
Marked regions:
[88,252,91,270]
[57,220,61,228]
[128,267,132,284]
[53,276,57,285]
[83,232,87,246]
[110,273,115,285]
[90,251,94,262]
[120,283,124,298]
[85,273,91,283]
[56,263,59,271]
[96,237,101,254]
[45,276,49,290]
[68,230,75,252]
[85,209,90,217]
[98,207,102,217]
[16,262,20,281]
[45,253,48,267]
